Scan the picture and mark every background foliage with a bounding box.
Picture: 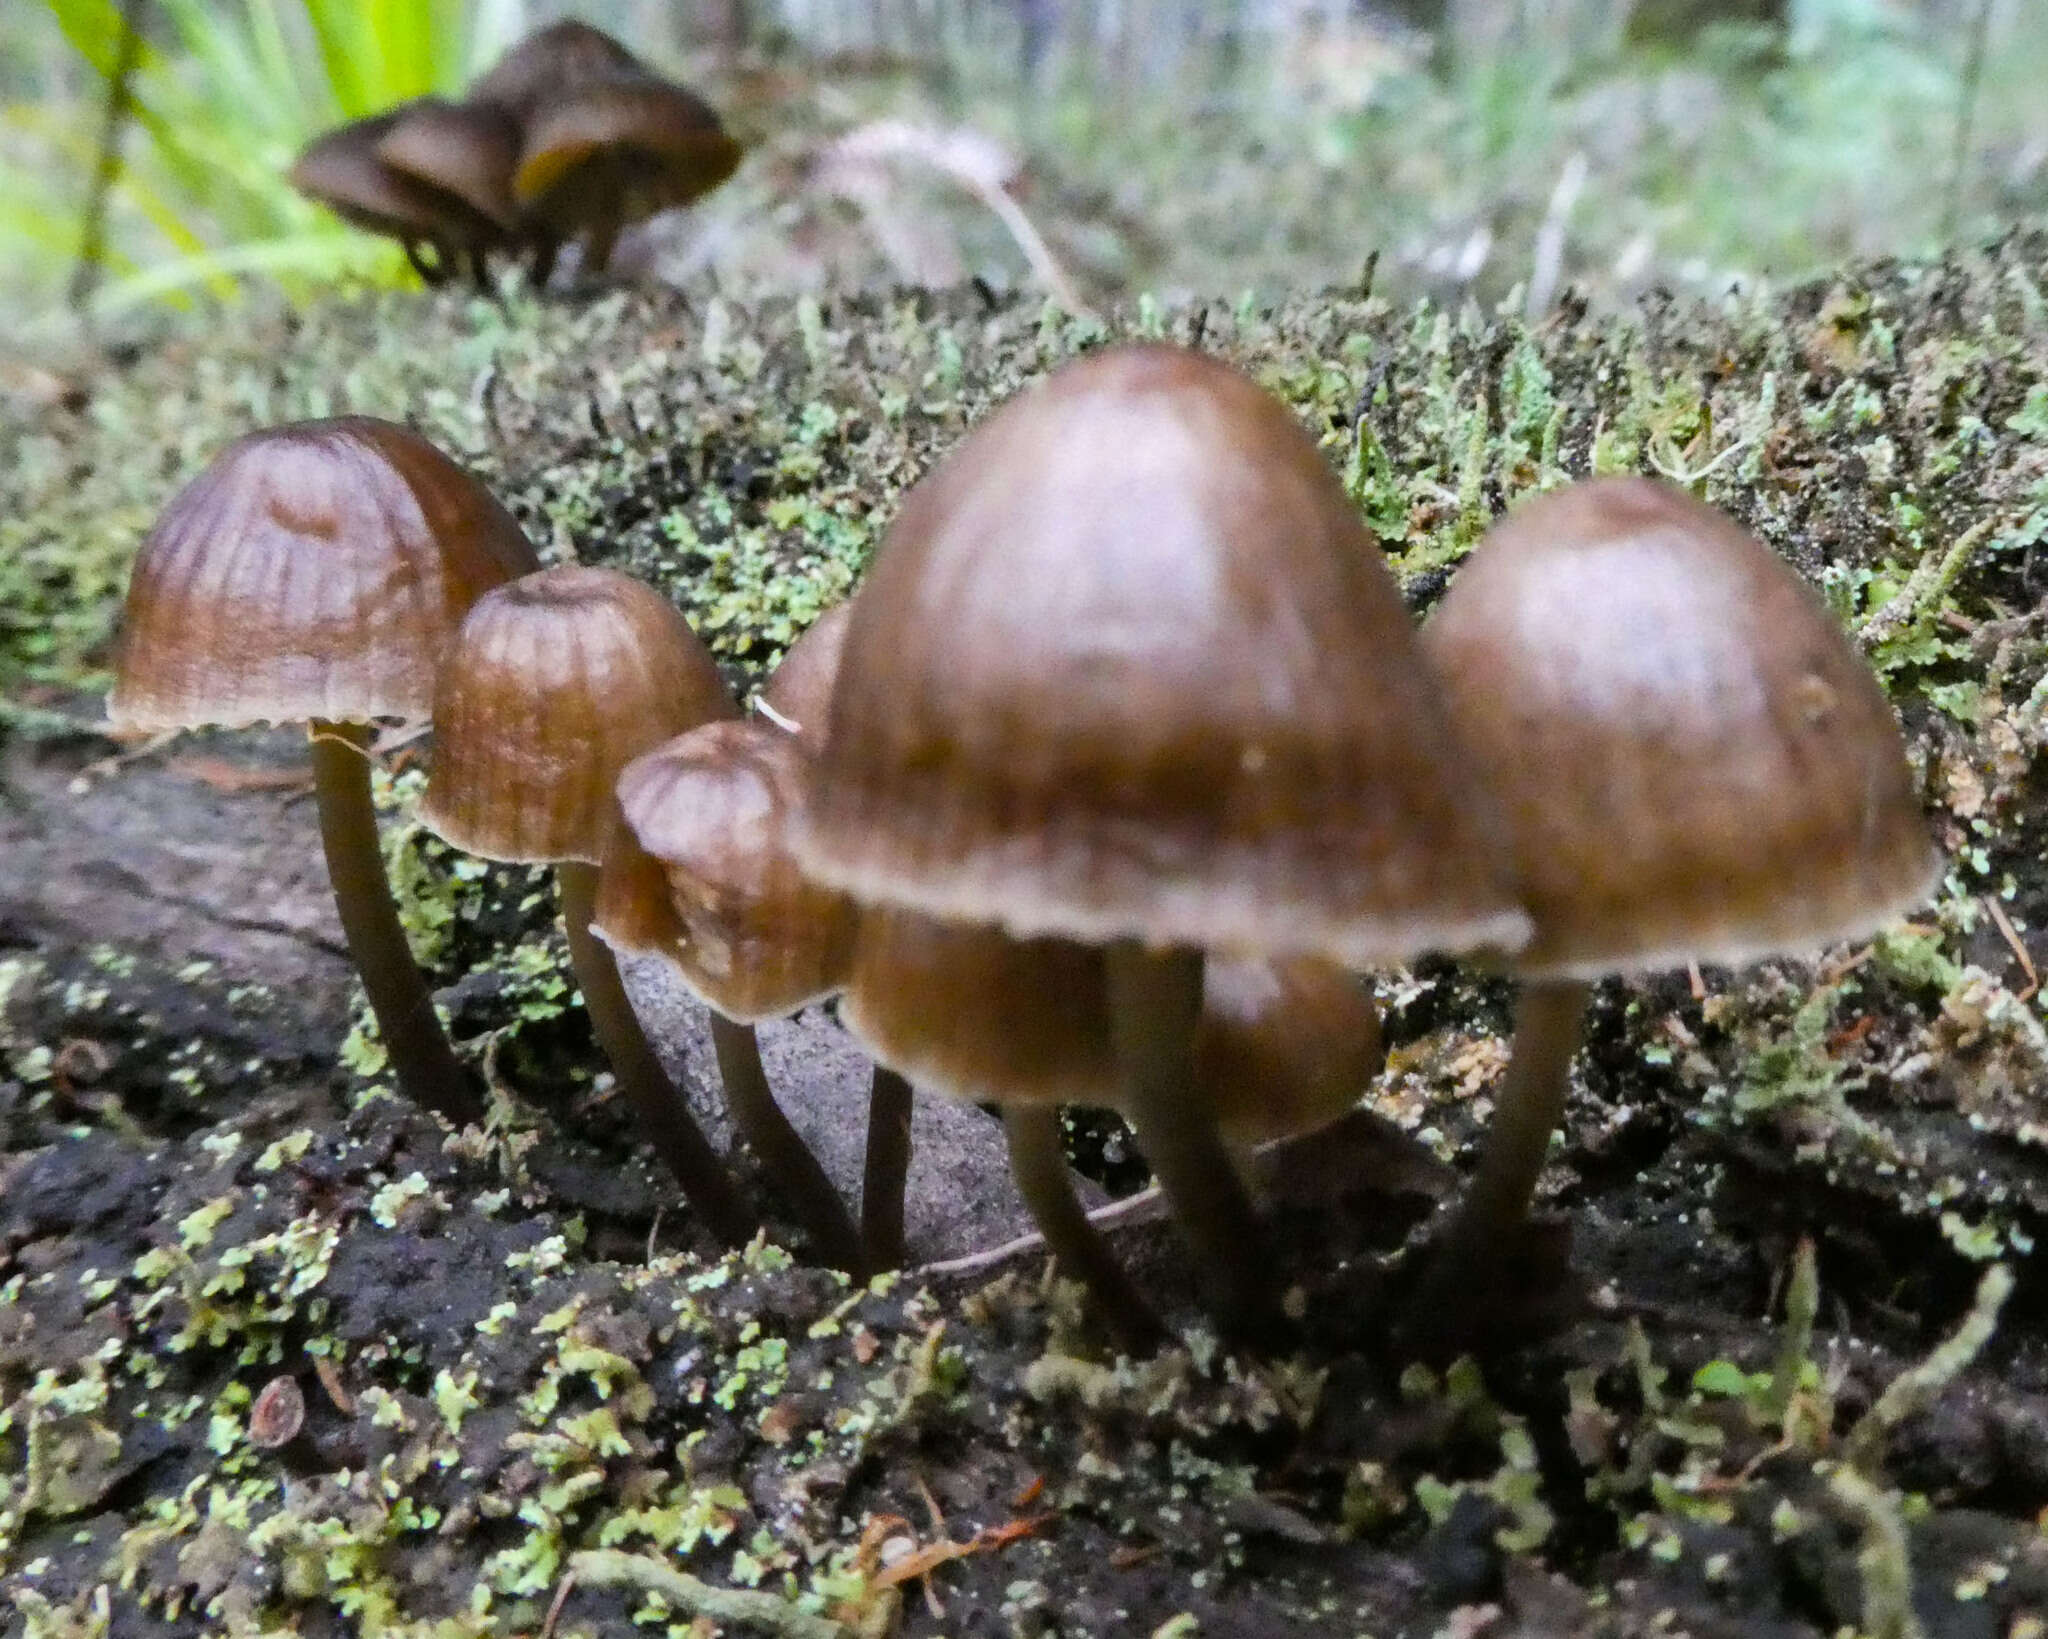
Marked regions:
[1,1,2046,329]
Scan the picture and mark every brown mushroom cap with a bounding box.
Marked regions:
[422,566,734,863]
[592,819,688,957]
[290,111,503,249]
[375,97,522,233]
[842,908,1114,1107]
[609,720,856,1021]
[1422,476,1939,978]
[756,601,854,750]
[1197,960,1384,1147]
[469,20,645,118]
[512,73,742,218]
[796,343,1528,965]
[844,908,1382,1143]
[108,417,539,734]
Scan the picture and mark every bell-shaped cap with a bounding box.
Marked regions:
[108,417,539,734]
[290,111,502,248]
[1198,959,1383,1146]
[375,97,522,232]
[513,72,742,216]
[470,20,645,118]
[423,566,734,863]
[845,911,1384,1142]
[610,720,856,1021]
[796,343,1528,966]
[756,601,854,750]
[1423,476,1940,979]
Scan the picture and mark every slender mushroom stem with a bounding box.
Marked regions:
[557,863,758,1249]
[1003,1103,1165,1354]
[310,720,480,1126]
[528,234,561,290]
[583,180,625,278]
[861,1066,915,1271]
[404,239,450,285]
[1105,942,1284,1345]
[1441,977,1591,1247]
[707,1013,867,1275]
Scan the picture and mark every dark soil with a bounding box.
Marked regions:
[5,237,2048,1637]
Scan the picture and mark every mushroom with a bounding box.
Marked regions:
[606,720,864,1270]
[108,417,540,1124]
[420,565,756,1249]
[468,20,645,116]
[290,110,507,286]
[750,598,916,1268]
[510,71,742,279]
[845,909,1387,1348]
[373,97,523,285]
[1409,476,1939,1345]
[795,343,1525,1339]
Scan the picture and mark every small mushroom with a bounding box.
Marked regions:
[471,22,737,284]
[1408,476,1939,1349]
[420,565,756,1249]
[290,109,506,285]
[844,910,1386,1348]
[606,720,864,1271]
[510,70,742,279]
[796,343,1525,1340]
[468,20,645,117]
[374,97,523,285]
[746,597,914,1267]
[109,417,540,1124]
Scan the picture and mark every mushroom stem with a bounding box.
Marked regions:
[1444,977,1591,1243]
[582,178,624,277]
[310,720,481,1126]
[1106,942,1283,1344]
[556,863,758,1249]
[707,1013,867,1275]
[1003,1103,1165,1354]
[861,1066,915,1270]
[404,239,450,285]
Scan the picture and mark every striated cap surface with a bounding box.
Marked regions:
[612,721,855,1021]
[1423,476,1939,978]
[756,601,853,751]
[423,566,733,863]
[797,343,1527,965]
[109,417,538,733]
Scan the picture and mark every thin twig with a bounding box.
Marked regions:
[1942,0,1997,245]
[70,0,151,315]
[1981,894,2038,1001]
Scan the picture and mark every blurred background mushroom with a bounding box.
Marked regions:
[19,0,2041,324]
[106,417,540,1126]
[289,110,509,286]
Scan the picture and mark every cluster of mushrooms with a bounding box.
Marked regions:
[290,21,741,287]
[107,342,1939,1356]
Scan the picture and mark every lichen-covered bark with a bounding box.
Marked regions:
[4,236,2048,1637]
